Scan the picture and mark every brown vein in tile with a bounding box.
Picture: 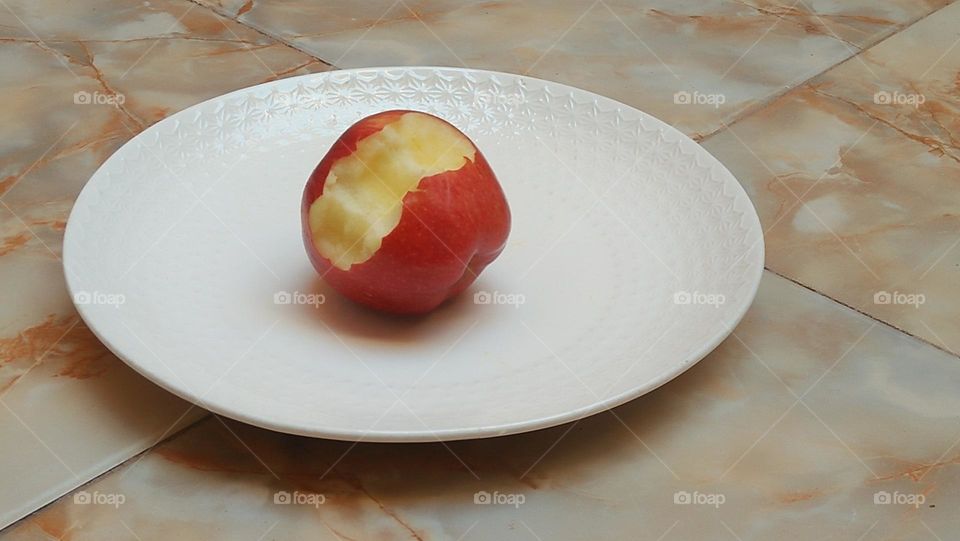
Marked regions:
[812,88,960,164]
[236,0,254,17]
[0,129,125,199]
[0,231,30,257]
[732,0,894,46]
[739,1,894,26]
[700,1,957,142]
[777,489,824,504]
[320,522,359,541]
[73,42,146,130]
[194,41,275,57]
[0,316,78,368]
[647,8,771,34]
[0,177,14,198]
[264,58,324,82]
[875,453,960,482]
[282,1,493,38]
[183,0,337,69]
[2,22,84,81]
[0,315,117,396]
[353,482,426,541]
[765,268,960,359]
[0,36,263,45]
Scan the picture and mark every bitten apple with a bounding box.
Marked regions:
[301,110,511,315]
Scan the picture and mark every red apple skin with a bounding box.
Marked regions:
[301,110,511,315]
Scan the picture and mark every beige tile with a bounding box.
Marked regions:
[703,1,960,354]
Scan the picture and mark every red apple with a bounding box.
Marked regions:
[301,110,511,315]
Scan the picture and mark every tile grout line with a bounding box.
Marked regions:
[182,0,342,69]
[764,267,959,359]
[0,413,212,535]
[698,1,958,142]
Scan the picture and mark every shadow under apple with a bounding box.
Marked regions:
[296,275,487,344]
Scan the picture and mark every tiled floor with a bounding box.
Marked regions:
[1,0,958,539]
[0,0,327,529]
[197,0,951,139]
[703,2,960,355]
[4,274,960,539]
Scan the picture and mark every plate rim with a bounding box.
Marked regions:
[63,65,765,442]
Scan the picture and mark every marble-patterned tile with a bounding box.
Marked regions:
[0,0,330,529]
[200,0,950,138]
[0,37,205,533]
[193,0,254,18]
[0,0,264,42]
[702,1,960,355]
[750,0,950,47]
[3,273,957,540]
[60,37,327,127]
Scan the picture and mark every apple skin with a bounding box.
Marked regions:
[301,110,511,315]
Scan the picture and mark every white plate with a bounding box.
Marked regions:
[64,67,763,442]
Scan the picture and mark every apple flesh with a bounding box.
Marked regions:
[302,110,511,315]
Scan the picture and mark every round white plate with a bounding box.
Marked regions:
[64,67,763,442]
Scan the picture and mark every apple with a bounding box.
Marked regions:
[301,110,511,315]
